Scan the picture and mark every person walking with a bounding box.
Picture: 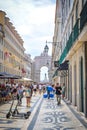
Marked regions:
[25,84,31,107]
[33,82,37,96]
[46,84,52,99]
[17,84,24,105]
[39,84,43,95]
[62,83,66,99]
[55,83,62,105]
[30,84,33,97]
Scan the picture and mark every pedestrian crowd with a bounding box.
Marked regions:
[0,81,66,107]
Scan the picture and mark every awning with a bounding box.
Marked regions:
[57,60,69,71]
[0,72,22,79]
[52,61,69,78]
[57,60,69,77]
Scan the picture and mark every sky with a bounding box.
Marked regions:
[0,0,56,59]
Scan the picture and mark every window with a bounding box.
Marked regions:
[68,24,70,37]
[76,2,78,21]
[0,63,2,71]
[66,33,67,42]
[82,0,84,7]
[0,24,3,31]
[82,0,87,7]
[69,0,71,8]
[0,37,3,45]
[72,15,74,29]
[0,50,3,59]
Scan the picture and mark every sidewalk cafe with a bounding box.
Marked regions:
[0,72,22,104]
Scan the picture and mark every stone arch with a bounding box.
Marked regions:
[32,45,52,83]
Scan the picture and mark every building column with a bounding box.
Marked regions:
[84,43,87,118]
[69,64,72,102]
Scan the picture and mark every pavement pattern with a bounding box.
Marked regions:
[22,96,87,130]
[0,95,41,130]
[0,94,87,130]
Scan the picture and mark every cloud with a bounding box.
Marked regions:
[0,0,55,59]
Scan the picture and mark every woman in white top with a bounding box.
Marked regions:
[39,84,42,95]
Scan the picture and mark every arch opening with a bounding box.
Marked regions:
[40,66,49,83]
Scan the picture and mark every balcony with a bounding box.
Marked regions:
[59,32,73,64]
[80,1,87,31]
[59,19,79,64]
[59,46,67,64]
[73,18,79,42]
[58,2,87,65]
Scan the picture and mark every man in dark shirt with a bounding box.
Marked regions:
[55,83,62,105]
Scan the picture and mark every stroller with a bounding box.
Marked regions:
[6,88,31,119]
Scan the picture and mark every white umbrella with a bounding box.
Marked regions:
[23,78,33,81]
[20,77,33,82]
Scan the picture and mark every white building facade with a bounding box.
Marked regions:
[53,0,87,118]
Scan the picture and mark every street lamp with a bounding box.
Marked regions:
[46,40,62,49]
[46,40,62,68]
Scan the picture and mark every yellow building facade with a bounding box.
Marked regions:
[0,10,25,78]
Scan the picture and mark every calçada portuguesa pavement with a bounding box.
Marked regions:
[0,94,87,130]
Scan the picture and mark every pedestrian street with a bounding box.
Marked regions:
[0,94,42,130]
[0,93,87,130]
[22,96,87,130]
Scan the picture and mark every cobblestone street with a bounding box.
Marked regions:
[0,1,87,129]
[22,96,87,130]
[0,94,41,130]
[0,94,87,130]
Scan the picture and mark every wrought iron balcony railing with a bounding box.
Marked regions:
[80,1,87,31]
[73,18,79,42]
[59,18,80,64]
